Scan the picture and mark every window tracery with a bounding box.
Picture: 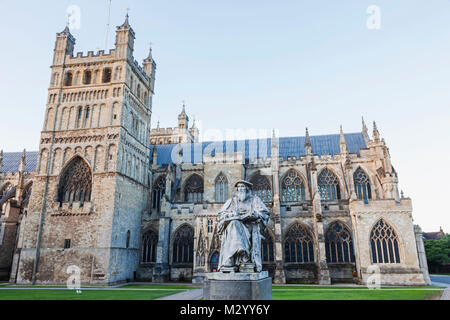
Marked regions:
[214,173,228,203]
[250,174,272,202]
[284,224,314,263]
[354,167,372,201]
[172,225,194,264]
[57,157,92,204]
[318,168,341,200]
[370,219,401,264]
[325,221,355,263]
[281,169,306,202]
[184,174,203,203]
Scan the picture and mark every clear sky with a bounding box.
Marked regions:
[0,0,449,232]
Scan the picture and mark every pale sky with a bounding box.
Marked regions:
[0,0,449,232]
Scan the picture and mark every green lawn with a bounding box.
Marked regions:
[272,285,445,290]
[5,284,198,290]
[0,289,180,300]
[0,285,443,300]
[272,289,443,300]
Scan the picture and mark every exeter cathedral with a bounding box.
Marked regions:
[0,16,431,286]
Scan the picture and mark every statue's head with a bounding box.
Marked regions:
[234,180,253,202]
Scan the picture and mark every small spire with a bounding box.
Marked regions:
[119,9,131,28]
[271,129,278,148]
[339,125,345,141]
[305,127,312,155]
[339,125,348,154]
[191,116,196,128]
[362,116,368,132]
[0,149,3,172]
[305,127,311,146]
[400,190,404,198]
[362,116,370,143]
[157,120,160,129]
[144,42,153,62]
[373,121,380,142]
[178,100,188,120]
[19,149,26,173]
[58,13,72,35]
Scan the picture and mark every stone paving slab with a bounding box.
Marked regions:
[156,289,203,300]
[440,288,450,300]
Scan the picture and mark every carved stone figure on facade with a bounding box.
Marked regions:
[216,180,270,273]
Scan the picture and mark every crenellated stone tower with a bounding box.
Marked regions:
[15,15,156,285]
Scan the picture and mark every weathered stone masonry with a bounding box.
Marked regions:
[0,16,431,286]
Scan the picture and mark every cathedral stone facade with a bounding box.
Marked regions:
[0,17,431,286]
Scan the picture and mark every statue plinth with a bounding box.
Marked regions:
[204,181,272,300]
[203,271,272,300]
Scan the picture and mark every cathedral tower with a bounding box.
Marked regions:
[15,15,156,284]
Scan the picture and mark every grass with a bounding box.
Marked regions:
[272,285,446,290]
[4,284,199,290]
[431,273,450,276]
[272,289,443,300]
[0,289,180,300]
[0,284,444,300]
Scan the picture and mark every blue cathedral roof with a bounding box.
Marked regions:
[1,151,38,173]
[0,133,367,172]
[149,132,367,165]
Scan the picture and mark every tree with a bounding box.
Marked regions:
[424,234,450,273]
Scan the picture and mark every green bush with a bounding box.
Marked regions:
[424,234,450,273]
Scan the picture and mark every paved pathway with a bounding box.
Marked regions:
[156,289,203,300]
[430,275,450,287]
[430,275,450,300]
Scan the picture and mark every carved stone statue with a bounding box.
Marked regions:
[217,180,270,273]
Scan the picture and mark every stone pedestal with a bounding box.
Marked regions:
[203,271,272,300]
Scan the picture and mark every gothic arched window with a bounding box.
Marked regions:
[370,219,401,264]
[172,225,194,264]
[354,167,372,202]
[250,174,272,203]
[142,229,158,263]
[83,70,92,85]
[325,221,355,263]
[210,252,219,272]
[64,72,73,86]
[318,168,341,200]
[284,224,314,263]
[152,175,166,211]
[262,229,275,263]
[214,173,228,203]
[57,157,92,204]
[102,68,112,83]
[281,169,306,202]
[184,174,203,203]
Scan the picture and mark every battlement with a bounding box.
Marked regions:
[59,49,116,66]
[132,59,150,81]
[151,127,181,135]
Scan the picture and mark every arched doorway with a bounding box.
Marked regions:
[209,252,219,272]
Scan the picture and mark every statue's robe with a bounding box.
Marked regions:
[217,195,270,272]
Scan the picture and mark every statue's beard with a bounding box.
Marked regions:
[237,190,247,202]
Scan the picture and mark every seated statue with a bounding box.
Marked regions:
[216,180,270,273]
